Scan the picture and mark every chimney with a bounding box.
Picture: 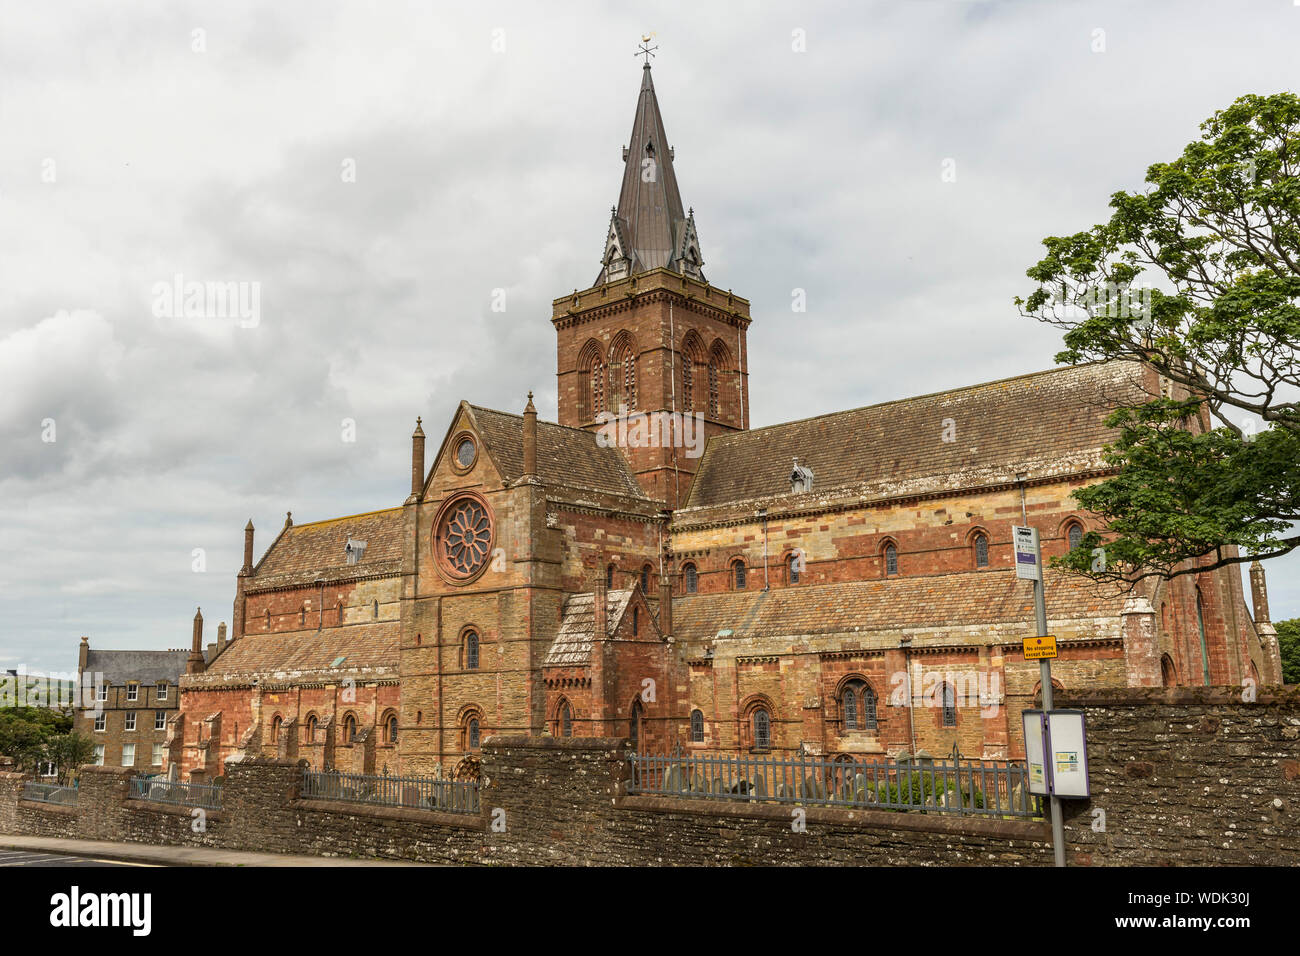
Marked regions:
[78,635,89,672]
[241,519,255,574]
[217,622,228,654]
[187,608,205,675]
[658,572,673,639]
[523,392,537,477]
[411,417,426,498]
[1249,561,1271,624]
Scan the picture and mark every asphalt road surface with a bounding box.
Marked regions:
[0,849,156,867]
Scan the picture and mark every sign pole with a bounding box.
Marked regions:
[1031,543,1066,868]
[1015,517,1067,868]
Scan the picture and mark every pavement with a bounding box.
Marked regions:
[0,835,431,867]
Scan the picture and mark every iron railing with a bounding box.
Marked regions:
[22,781,78,805]
[628,749,1043,819]
[129,775,223,810]
[301,768,480,814]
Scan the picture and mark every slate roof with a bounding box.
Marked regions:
[670,569,1128,645]
[468,405,648,499]
[543,590,635,667]
[684,361,1149,509]
[83,649,189,687]
[250,507,405,589]
[191,621,400,684]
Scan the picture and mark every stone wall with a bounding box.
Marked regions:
[2,688,1295,865]
[1055,686,1300,866]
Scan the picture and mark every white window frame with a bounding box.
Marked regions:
[39,761,57,778]
[124,712,136,732]
[121,743,136,766]
[156,683,167,701]
[94,713,106,732]
[97,683,107,702]
[93,745,105,766]
[126,684,139,702]
[155,710,167,730]
[151,744,164,766]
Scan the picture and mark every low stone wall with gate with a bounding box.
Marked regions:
[0,687,1295,865]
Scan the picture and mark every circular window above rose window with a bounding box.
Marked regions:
[434,493,494,582]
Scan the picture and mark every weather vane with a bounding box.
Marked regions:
[636,33,658,66]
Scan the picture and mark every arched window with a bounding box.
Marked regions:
[343,714,357,742]
[468,717,480,750]
[1067,522,1084,550]
[974,533,989,568]
[941,684,957,727]
[681,332,705,412]
[690,709,704,743]
[884,542,899,576]
[373,599,379,619]
[300,605,307,626]
[271,715,282,742]
[385,713,398,744]
[787,551,800,584]
[640,564,652,593]
[683,563,698,594]
[265,609,271,630]
[840,679,878,732]
[605,564,615,589]
[752,708,771,751]
[558,700,573,737]
[610,335,636,411]
[464,630,480,670]
[632,606,639,636]
[629,700,643,752]
[1160,654,1177,688]
[732,560,746,590]
[306,714,318,741]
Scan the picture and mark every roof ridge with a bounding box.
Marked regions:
[282,506,404,531]
[708,359,1133,444]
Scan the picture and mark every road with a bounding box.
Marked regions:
[0,849,156,867]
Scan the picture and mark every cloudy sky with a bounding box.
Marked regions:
[2,0,1297,674]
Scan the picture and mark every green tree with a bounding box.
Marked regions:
[1275,618,1300,684]
[0,707,72,774]
[1017,92,1300,585]
[43,732,97,785]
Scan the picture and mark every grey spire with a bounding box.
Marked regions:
[596,64,704,285]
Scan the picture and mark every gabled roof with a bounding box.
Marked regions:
[544,589,637,667]
[595,64,702,284]
[467,405,649,499]
[83,649,188,686]
[670,569,1128,646]
[683,361,1150,510]
[250,508,405,590]
[186,621,399,685]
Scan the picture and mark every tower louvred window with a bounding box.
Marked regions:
[591,358,605,416]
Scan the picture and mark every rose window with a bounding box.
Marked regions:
[439,497,493,577]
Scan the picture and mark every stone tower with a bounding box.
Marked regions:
[553,62,752,507]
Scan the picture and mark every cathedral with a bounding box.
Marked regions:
[168,62,1284,782]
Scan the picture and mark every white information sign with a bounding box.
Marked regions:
[1012,525,1042,581]
[1021,709,1050,796]
[1021,709,1090,799]
[1047,710,1090,798]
